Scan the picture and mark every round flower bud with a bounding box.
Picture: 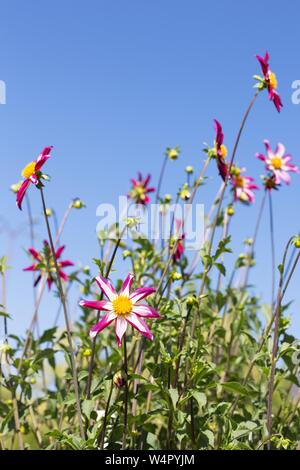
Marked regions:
[227,205,235,217]
[113,371,127,388]
[164,194,172,203]
[170,271,182,281]
[10,181,23,193]
[179,186,191,201]
[72,198,85,209]
[293,236,300,249]
[166,147,180,161]
[45,208,52,217]
[0,343,11,354]
[185,166,194,174]
[30,377,36,385]
[122,250,131,259]
[82,348,92,357]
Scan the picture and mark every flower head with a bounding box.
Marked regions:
[230,167,258,204]
[79,273,160,348]
[255,51,283,112]
[128,172,155,205]
[213,120,229,181]
[16,146,53,210]
[256,140,298,185]
[24,240,74,290]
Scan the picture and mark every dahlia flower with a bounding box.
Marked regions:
[231,167,258,204]
[256,140,298,185]
[256,51,283,113]
[79,273,160,348]
[24,240,74,290]
[16,146,53,210]
[214,119,229,181]
[128,172,155,205]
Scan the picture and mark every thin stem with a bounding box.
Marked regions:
[268,191,276,308]
[122,334,129,450]
[39,187,85,440]
[86,228,126,399]
[99,380,114,449]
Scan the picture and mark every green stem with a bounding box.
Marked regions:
[122,334,129,450]
[40,187,85,440]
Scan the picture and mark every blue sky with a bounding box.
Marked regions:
[1,0,300,337]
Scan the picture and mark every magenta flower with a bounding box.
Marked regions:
[172,219,185,262]
[256,140,298,185]
[256,51,283,113]
[128,172,155,205]
[214,120,229,181]
[231,168,258,204]
[24,240,74,290]
[79,273,160,348]
[16,146,53,210]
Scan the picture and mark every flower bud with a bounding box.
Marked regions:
[179,185,191,201]
[170,271,182,281]
[113,371,127,388]
[82,348,92,357]
[293,236,300,249]
[166,147,180,161]
[0,343,11,354]
[164,194,172,203]
[10,181,23,193]
[45,208,52,217]
[185,166,194,174]
[227,205,235,216]
[72,198,85,209]
[122,250,131,259]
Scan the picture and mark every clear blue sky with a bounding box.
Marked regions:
[1,0,300,337]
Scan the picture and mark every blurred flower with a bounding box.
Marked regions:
[185,166,194,174]
[213,120,229,181]
[227,205,235,216]
[292,235,300,249]
[170,271,182,281]
[113,371,126,388]
[128,172,155,205]
[230,167,258,204]
[72,198,85,209]
[10,181,23,194]
[171,219,185,262]
[16,146,53,210]
[261,173,279,192]
[179,183,191,201]
[24,240,74,290]
[257,140,298,185]
[255,51,283,112]
[79,273,160,348]
[166,146,180,161]
[45,208,53,217]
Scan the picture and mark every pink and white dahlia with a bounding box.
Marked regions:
[24,240,74,290]
[256,140,298,185]
[231,168,258,204]
[16,146,53,210]
[79,274,160,348]
[256,51,283,113]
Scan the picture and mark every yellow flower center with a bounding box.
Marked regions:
[271,156,282,169]
[21,161,36,179]
[235,176,245,187]
[112,295,133,316]
[268,71,277,89]
[219,144,227,158]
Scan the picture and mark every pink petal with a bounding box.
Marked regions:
[256,153,266,162]
[30,174,38,185]
[130,287,156,304]
[115,317,128,348]
[47,277,54,291]
[79,299,112,311]
[132,305,160,318]
[90,311,116,339]
[126,313,153,340]
[60,260,74,268]
[28,248,40,260]
[23,264,38,272]
[120,273,134,297]
[95,275,118,301]
[263,140,273,158]
[275,143,285,158]
[16,179,31,210]
[59,270,69,282]
[55,245,65,259]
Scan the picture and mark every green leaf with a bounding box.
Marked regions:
[221,381,249,396]
[169,388,179,409]
[192,391,207,409]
